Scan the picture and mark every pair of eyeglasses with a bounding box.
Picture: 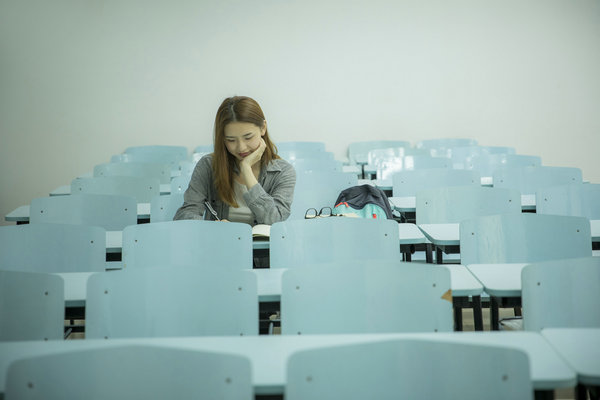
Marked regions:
[305,207,336,219]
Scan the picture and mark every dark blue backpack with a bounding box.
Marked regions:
[332,184,393,219]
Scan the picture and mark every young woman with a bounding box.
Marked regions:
[174,96,296,225]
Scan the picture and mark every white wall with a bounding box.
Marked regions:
[1,0,599,224]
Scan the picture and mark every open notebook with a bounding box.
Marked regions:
[252,224,270,239]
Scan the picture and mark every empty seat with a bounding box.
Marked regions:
[0,270,64,341]
[94,162,171,184]
[392,169,480,197]
[85,268,258,338]
[6,345,252,399]
[0,223,105,273]
[150,193,185,222]
[281,262,453,334]
[270,218,400,268]
[121,220,252,270]
[71,176,160,203]
[286,339,531,400]
[522,257,600,331]
[460,214,592,265]
[30,194,137,231]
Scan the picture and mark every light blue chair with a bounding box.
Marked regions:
[465,154,541,177]
[415,138,478,150]
[6,345,253,399]
[0,271,64,341]
[193,144,213,154]
[30,194,137,231]
[122,220,252,270]
[448,145,516,168]
[493,166,582,196]
[71,176,160,203]
[277,141,326,153]
[536,183,600,219]
[416,186,521,225]
[286,339,531,400]
[124,145,188,160]
[85,268,258,338]
[281,262,453,334]
[170,175,192,193]
[289,158,342,173]
[270,218,400,269]
[150,193,184,223]
[377,155,450,180]
[460,214,592,265]
[348,140,411,165]
[279,150,334,162]
[367,147,431,165]
[522,257,600,331]
[94,162,171,184]
[288,171,357,220]
[392,169,480,197]
[0,223,106,273]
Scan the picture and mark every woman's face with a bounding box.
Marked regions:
[223,121,266,161]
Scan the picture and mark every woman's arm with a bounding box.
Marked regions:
[244,160,296,225]
[173,156,213,220]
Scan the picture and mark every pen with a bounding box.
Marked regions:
[204,201,220,221]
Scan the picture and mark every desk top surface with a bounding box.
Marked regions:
[0,332,576,394]
[541,328,600,386]
[466,263,528,297]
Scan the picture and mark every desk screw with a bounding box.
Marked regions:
[502,374,508,381]
[225,378,232,384]
[306,376,313,382]
[27,382,34,389]
[44,291,48,296]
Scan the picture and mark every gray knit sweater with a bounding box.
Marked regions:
[173,154,296,225]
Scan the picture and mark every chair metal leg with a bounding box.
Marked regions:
[472,295,483,331]
[491,297,500,331]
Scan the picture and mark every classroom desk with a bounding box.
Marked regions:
[541,328,600,389]
[418,219,600,265]
[390,195,537,215]
[0,332,576,396]
[49,184,172,196]
[5,203,152,224]
[466,263,527,330]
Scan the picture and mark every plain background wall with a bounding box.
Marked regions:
[1,0,599,225]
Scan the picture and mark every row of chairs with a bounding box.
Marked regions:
[4,338,534,399]
[1,212,593,273]
[3,256,598,341]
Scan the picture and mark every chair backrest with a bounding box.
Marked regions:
[85,268,258,338]
[277,141,326,153]
[0,223,106,273]
[279,150,334,162]
[281,262,453,334]
[270,218,400,269]
[170,174,192,193]
[416,186,521,224]
[124,145,188,160]
[0,271,64,341]
[286,339,531,400]
[193,144,214,153]
[415,138,478,149]
[536,183,600,219]
[522,257,600,331]
[30,194,137,231]
[392,169,480,197]
[113,146,189,171]
[94,162,171,184]
[289,158,342,173]
[460,214,592,265]
[150,193,185,223]
[348,140,411,164]
[377,156,450,180]
[288,171,358,220]
[466,154,541,177]
[493,166,582,195]
[71,176,160,203]
[6,345,253,399]
[367,147,430,165]
[122,220,252,270]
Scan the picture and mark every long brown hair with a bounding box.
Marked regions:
[213,96,279,207]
